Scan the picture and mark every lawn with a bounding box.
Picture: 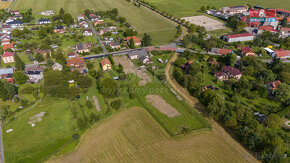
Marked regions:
[144,0,290,17]
[13,0,176,45]
[0,2,11,9]
[0,54,32,68]
[48,107,250,163]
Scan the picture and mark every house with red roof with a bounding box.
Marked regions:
[67,57,88,75]
[258,25,278,34]
[280,27,290,38]
[94,20,104,26]
[124,36,141,46]
[265,80,281,94]
[3,43,14,51]
[2,52,15,63]
[211,48,232,55]
[242,46,256,56]
[101,58,112,71]
[273,49,290,59]
[223,33,254,43]
[77,14,85,21]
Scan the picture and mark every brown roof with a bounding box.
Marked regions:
[100,58,111,67]
[274,50,290,58]
[222,66,242,76]
[214,71,226,77]
[67,57,85,67]
[125,36,141,43]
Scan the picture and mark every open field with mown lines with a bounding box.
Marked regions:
[13,0,176,45]
[145,0,290,17]
[48,107,251,163]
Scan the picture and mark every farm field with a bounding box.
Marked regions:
[13,0,176,45]
[0,2,11,9]
[144,0,290,17]
[48,107,250,163]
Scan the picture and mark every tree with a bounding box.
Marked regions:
[129,37,135,49]
[123,29,137,37]
[108,55,115,65]
[281,17,287,27]
[111,100,121,110]
[14,54,25,71]
[13,71,29,84]
[59,8,65,15]
[207,96,226,120]
[266,114,282,128]
[275,83,290,105]
[142,33,152,47]
[223,53,237,66]
[55,49,66,65]
[100,78,119,98]
[200,6,206,12]
[0,80,17,101]
[35,53,45,62]
[63,13,74,26]
[189,24,196,33]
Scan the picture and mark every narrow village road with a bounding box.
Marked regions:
[164,52,259,163]
[85,17,108,54]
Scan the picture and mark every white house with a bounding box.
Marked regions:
[38,19,50,25]
[82,29,93,36]
[41,10,54,16]
[78,14,85,21]
[223,33,254,43]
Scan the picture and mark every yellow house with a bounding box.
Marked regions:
[101,58,112,71]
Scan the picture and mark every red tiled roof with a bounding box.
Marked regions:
[2,52,14,57]
[242,46,254,54]
[3,43,13,51]
[241,16,247,22]
[125,36,141,43]
[274,50,290,58]
[258,25,278,32]
[222,66,242,76]
[226,33,253,38]
[281,27,290,32]
[100,58,111,67]
[67,57,85,67]
[214,71,226,77]
[219,49,232,55]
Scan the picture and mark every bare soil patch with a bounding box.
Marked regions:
[182,15,226,31]
[146,95,180,118]
[114,56,151,85]
[92,96,101,112]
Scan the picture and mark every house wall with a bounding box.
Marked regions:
[3,56,14,63]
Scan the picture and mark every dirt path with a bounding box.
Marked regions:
[165,53,259,162]
[92,96,101,112]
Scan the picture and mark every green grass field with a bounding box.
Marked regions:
[13,0,176,45]
[48,107,250,163]
[144,0,290,17]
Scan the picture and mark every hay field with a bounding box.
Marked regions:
[49,107,251,163]
[0,2,11,9]
[13,0,176,45]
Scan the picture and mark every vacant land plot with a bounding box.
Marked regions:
[92,96,100,112]
[114,56,151,86]
[145,0,290,17]
[0,2,11,9]
[49,108,251,163]
[13,0,176,45]
[146,95,180,118]
[182,15,225,31]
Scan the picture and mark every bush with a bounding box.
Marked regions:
[72,133,80,140]
[20,85,35,94]
[86,100,93,109]
[111,100,121,110]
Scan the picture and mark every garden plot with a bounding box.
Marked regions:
[146,95,180,118]
[114,56,151,86]
[182,15,226,31]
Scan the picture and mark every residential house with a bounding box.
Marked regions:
[82,29,93,36]
[273,49,290,59]
[257,25,278,34]
[67,57,88,75]
[25,66,46,83]
[221,66,242,80]
[265,80,281,94]
[140,56,153,64]
[77,14,85,21]
[223,33,254,43]
[124,36,141,46]
[3,43,14,51]
[73,43,94,53]
[211,48,232,55]
[181,61,194,72]
[79,20,89,28]
[34,49,51,57]
[89,13,99,21]
[10,11,20,15]
[214,71,227,80]
[7,20,23,28]
[100,58,112,71]
[52,62,63,71]
[221,6,248,15]
[54,25,65,33]
[67,52,76,59]
[2,25,11,34]
[0,67,14,83]
[280,27,290,38]
[1,36,10,46]
[2,52,15,63]
[38,19,50,25]
[41,10,54,16]
[94,20,104,26]
[107,41,121,49]
[242,46,256,56]
[128,50,148,60]
[5,17,14,23]
[263,21,279,30]
[14,14,23,20]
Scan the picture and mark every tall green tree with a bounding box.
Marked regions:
[14,54,25,71]
[142,33,152,47]
[129,38,135,49]
[13,71,29,84]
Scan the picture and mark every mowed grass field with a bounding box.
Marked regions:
[13,0,176,45]
[48,107,249,163]
[0,2,11,9]
[145,0,290,17]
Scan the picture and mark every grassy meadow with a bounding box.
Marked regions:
[144,0,290,17]
[13,0,176,45]
[48,107,250,163]
[0,2,11,9]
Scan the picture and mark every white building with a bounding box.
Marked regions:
[41,10,54,16]
[223,33,254,43]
